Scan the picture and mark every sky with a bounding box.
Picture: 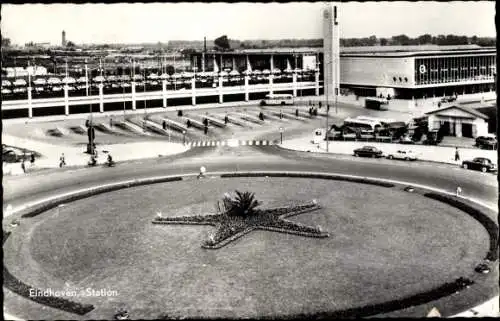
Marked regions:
[1,1,496,45]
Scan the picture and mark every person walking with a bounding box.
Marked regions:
[21,160,26,173]
[454,147,460,162]
[59,153,66,168]
[30,153,35,166]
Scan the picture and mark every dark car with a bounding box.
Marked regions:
[462,157,497,173]
[353,146,383,158]
[475,135,497,149]
[2,150,22,163]
[474,263,490,274]
[2,149,31,163]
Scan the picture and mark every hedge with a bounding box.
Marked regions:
[157,278,473,319]
[3,232,94,315]
[220,172,395,188]
[424,193,499,261]
[22,176,183,218]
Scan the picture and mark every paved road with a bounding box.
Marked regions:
[3,145,497,211]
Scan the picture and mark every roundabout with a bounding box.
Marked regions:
[3,162,498,319]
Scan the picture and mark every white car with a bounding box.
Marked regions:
[386,150,419,161]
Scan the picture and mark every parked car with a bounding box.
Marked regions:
[2,149,30,163]
[353,146,383,158]
[475,135,497,149]
[474,263,490,274]
[386,150,419,161]
[398,135,415,144]
[462,157,497,173]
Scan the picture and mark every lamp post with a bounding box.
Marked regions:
[85,59,94,155]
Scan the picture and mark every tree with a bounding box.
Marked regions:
[417,34,432,45]
[2,37,11,48]
[380,38,388,46]
[224,191,261,217]
[214,35,230,51]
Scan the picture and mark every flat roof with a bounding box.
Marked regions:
[195,45,496,57]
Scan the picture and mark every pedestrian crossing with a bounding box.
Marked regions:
[188,139,277,148]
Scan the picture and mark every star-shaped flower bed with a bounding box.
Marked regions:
[152,191,328,249]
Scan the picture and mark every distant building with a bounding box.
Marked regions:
[425,105,489,138]
[25,42,51,49]
[62,30,67,47]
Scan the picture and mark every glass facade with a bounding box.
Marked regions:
[415,54,496,85]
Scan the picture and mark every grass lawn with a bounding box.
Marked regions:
[3,177,490,319]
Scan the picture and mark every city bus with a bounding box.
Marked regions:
[260,94,294,106]
[343,117,383,132]
[355,116,396,127]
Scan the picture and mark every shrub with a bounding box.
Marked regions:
[424,193,498,261]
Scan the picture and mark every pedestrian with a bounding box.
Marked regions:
[204,125,208,135]
[296,109,299,117]
[456,186,462,197]
[308,107,312,116]
[224,115,229,124]
[30,153,35,166]
[110,117,113,128]
[279,110,283,119]
[319,102,322,109]
[187,119,191,128]
[59,153,66,168]
[197,166,206,179]
[21,160,26,173]
[454,147,460,161]
[162,120,167,130]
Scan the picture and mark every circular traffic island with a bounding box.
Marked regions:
[3,176,495,320]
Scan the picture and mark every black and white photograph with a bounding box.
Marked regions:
[1,1,498,319]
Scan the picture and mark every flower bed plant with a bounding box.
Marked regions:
[153,190,328,249]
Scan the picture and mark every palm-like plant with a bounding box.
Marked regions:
[224,190,261,217]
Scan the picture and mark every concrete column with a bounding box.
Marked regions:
[292,73,297,97]
[191,77,196,106]
[131,82,136,110]
[269,55,274,95]
[244,75,249,101]
[218,76,223,104]
[455,121,462,138]
[99,83,104,113]
[315,71,320,96]
[27,87,33,118]
[162,80,167,108]
[64,85,69,115]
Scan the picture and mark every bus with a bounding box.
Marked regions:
[343,117,382,132]
[260,94,294,106]
[365,97,389,110]
[355,116,396,127]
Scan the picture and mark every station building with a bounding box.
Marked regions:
[191,44,496,100]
